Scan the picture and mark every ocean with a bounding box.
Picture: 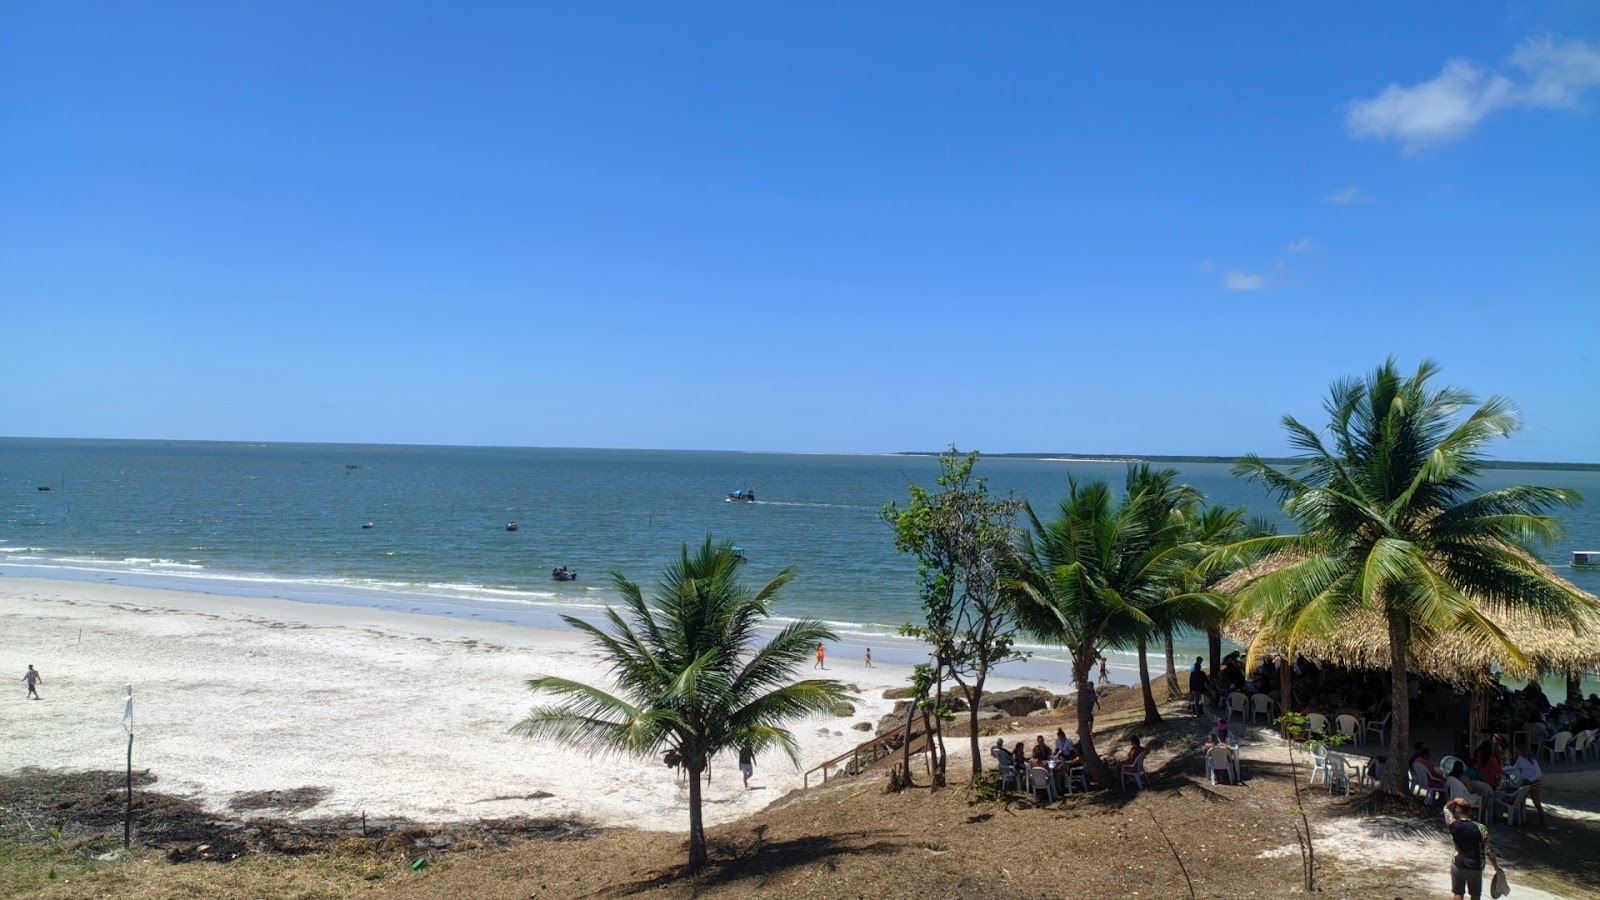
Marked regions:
[4,438,1598,686]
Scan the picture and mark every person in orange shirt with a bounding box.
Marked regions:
[814,643,826,670]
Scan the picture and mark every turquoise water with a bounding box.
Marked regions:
[4,438,1598,678]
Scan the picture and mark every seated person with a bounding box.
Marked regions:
[1207,742,1236,784]
[1209,718,1231,745]
[992,738,1015,768]
[1030,735,1052,766]
[1120,736,1146,771]
[1409,742,1442,781]
[1446,761,1492,812]
[1053,728,1077,762]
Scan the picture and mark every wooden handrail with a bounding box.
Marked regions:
[802,718,920,789]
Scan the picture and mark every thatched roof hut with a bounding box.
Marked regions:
[1218,556,1600,686]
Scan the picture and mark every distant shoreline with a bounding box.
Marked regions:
[893,451,1600,472]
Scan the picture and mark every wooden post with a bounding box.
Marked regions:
[125,729,133,849]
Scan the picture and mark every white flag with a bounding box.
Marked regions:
[121,691,133,734]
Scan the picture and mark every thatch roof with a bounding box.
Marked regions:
[1218,555,1600,685]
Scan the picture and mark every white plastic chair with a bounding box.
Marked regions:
[1364,711,1391,745]
[1309,744,1329,786]
[1028,766,1057,804]
[1446,775,1483,819]
[992,748,1023,792]
[1120,750,1149,790]
[1060,764,1088,794]
[1505,784,1534,826]
[1438,755,1463,779]
[1335,714,1362,746]
[1567,730,1591,765]
[1250,693,1276,725]
[1227,692,1250,724]
[1306,713,1330,736]
[1326,754,1353,796]
[1206,745,1234,785]
[1411,761,1444,805]
[1542,731,1573,766]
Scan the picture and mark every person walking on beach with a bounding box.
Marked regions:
[1187,656,1206,714]
[738,744,756,789]
[815,643,826,669]
[1096,653,1109,685]
[23,665,42,700]
[865,647,873,668]
[1444,796,1501,900]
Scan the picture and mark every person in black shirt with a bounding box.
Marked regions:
[1444,797,1501,900]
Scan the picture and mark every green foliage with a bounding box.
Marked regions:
[1228,358,1596,793]
[882,447,1024,779]
[511,537,851,869]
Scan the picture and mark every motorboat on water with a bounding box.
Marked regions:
[732,546,747,564]
[361,521,374,529]
[727,489,756,502]
[1575,550,1600,567]
[506,521,519,532]
[552,566,578,581]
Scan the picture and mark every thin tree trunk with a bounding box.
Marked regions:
[1207,627,1222,679]
[1077,648,1111,786]
[1568,669,1584,706]
[1137,634,1161,725]
[686,761,707,870]
[1382,608,1411,795]
[898,689,919,788]
[1279,656,1293,739]
[966,672,986,778]
[1163,627,1181,701]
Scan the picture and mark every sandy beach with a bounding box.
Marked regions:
[0,577,1070,832]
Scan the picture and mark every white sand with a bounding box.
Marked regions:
[0,578,1067,832]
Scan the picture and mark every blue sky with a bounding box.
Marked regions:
[3,3,1597,460]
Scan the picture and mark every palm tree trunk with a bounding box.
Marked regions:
[1137,635,1161,724]
[1569,669,1583,706]
[1382,608,1412,795]
[1077,648,1111,786]
[686,761,708,869]
[1163,627,1181,701]
[1207,626,1222,679]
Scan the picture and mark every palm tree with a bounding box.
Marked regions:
[1008,467,1199,784]
[1123,466,1205,724]
[1228,359,1594,794]
[1159,503,1272,703]
[512,537,850,870]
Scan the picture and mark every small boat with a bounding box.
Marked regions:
[1575,551,1600,567]
[361,521,374,529]
[732,546,748,564]
[552,566,578,582]
[36,486,51,492]
[726,489,756,503]
[506,521,519,532]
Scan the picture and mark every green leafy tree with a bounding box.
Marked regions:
[1008,466,1199,784]
[512,537,850,870]
[882,448,1024,783]
[1229,359,1595,794]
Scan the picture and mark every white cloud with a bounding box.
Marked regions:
[1344,37,1600,151]
[1223,270,1267,291]
[1285,236,1316,254]
[1326,186,1368,205]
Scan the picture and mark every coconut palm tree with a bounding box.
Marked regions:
[512,537,850,870]
[1158,503,1273,703]
[1228,359,1594,794]
[1124,466,1206,724]
[1008,466,1200,783]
